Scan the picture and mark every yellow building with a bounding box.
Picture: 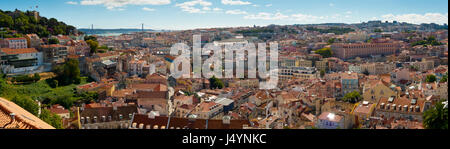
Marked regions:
[362,80,397,103]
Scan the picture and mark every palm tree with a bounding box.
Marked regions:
[423,100,448,129]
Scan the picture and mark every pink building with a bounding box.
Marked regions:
[331,41,400,60]
[0,38,28,49]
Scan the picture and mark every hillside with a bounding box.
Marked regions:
[0,9,79,38]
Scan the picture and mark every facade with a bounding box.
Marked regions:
[331,42,400,60]
[38,44,68,64]
[375,96,430,121]
[279,66,317,81]
[0,48,43,74]
[341,72,359,95]
[0,38,28,49]
[316,112,345,129]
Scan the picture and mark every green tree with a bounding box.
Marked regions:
[0,12,13,28]
[39,109,63,129]
[362,69,370,76]
[440,73,447,83]
[33,73,41,82]
[320,70,325,78]
[327,38,336,45]
[52,59,81,86]
[84,35,97,41]
[209,76,224,89]
[343,91,362,104]
[425,75,437,83]
[10,96,39,116]
[315,47,333,58]
[423,100,448,129]
[48,38,60,44]
[86,39,99,54]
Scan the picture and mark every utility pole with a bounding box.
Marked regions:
[142,23,144,32]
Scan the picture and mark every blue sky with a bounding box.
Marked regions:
[0,0,448,30]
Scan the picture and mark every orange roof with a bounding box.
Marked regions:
[0,48,38,55]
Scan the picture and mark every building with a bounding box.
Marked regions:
[48,105,70,119]
[375,96,430,121]
[0,38,28,49]
[362,80,397,103]
[316,112,345,129]
[0,48,43,74]
[331,42,400,60]
[1,97,55,129]
[341,72,359,95]
[279,66,317,81]
[25,34,41,48]
[352,101,376,126]
[79,104,138,129]
[38,44,68,64]
[130,114,250,129]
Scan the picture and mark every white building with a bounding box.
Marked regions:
[0,48,43,74]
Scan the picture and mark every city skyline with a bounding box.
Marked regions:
[0,0,448,30]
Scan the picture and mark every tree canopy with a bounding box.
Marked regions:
[52,59,81,86]
[342,91,362,104]
[0,9,78,37]
[423,100,448,129]
[209,76,224,89]
[315,47,333,58]
[425,74,437,83]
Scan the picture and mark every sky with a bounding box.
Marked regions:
[0,0,448,30]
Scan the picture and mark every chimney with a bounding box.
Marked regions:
[222,116,231,125]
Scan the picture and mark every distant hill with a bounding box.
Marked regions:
[0,9,78,38]
[79,28,156,36]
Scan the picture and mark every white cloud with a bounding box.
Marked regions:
[244,12,330,23]
[142,7,156,11]
[265,4,272,7]
[225,9,247,15]
[244,12,289,20]
[221,0,251,5]
[213,8,223,11]
[80,0,171,10]
[329,3,334,7]
[252,4,259,7]
[175,0,212,13]
[66,1,78,5]
[381,13,448,24]
[346,11,352,14]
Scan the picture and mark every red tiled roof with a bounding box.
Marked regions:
[0,48,38,55]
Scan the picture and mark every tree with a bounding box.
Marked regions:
[314,47,333,58]
[440,73,447,83]
[327,38,336,45]
[320,70,325,78]
[39,109,63,129]
[423,100,448,129]
[84,35,97,41]
[86,39,99,54]
[33,73,41,82]
[48,38,60,44]
[52,59,80,86]
[342,91,362,104]
[0,12,13,28]
[209,76,224,89]
[10,96,39,116]
[425,75,437,83]
[362,69,370,76]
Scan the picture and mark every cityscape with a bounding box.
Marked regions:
[0,0,448,130]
